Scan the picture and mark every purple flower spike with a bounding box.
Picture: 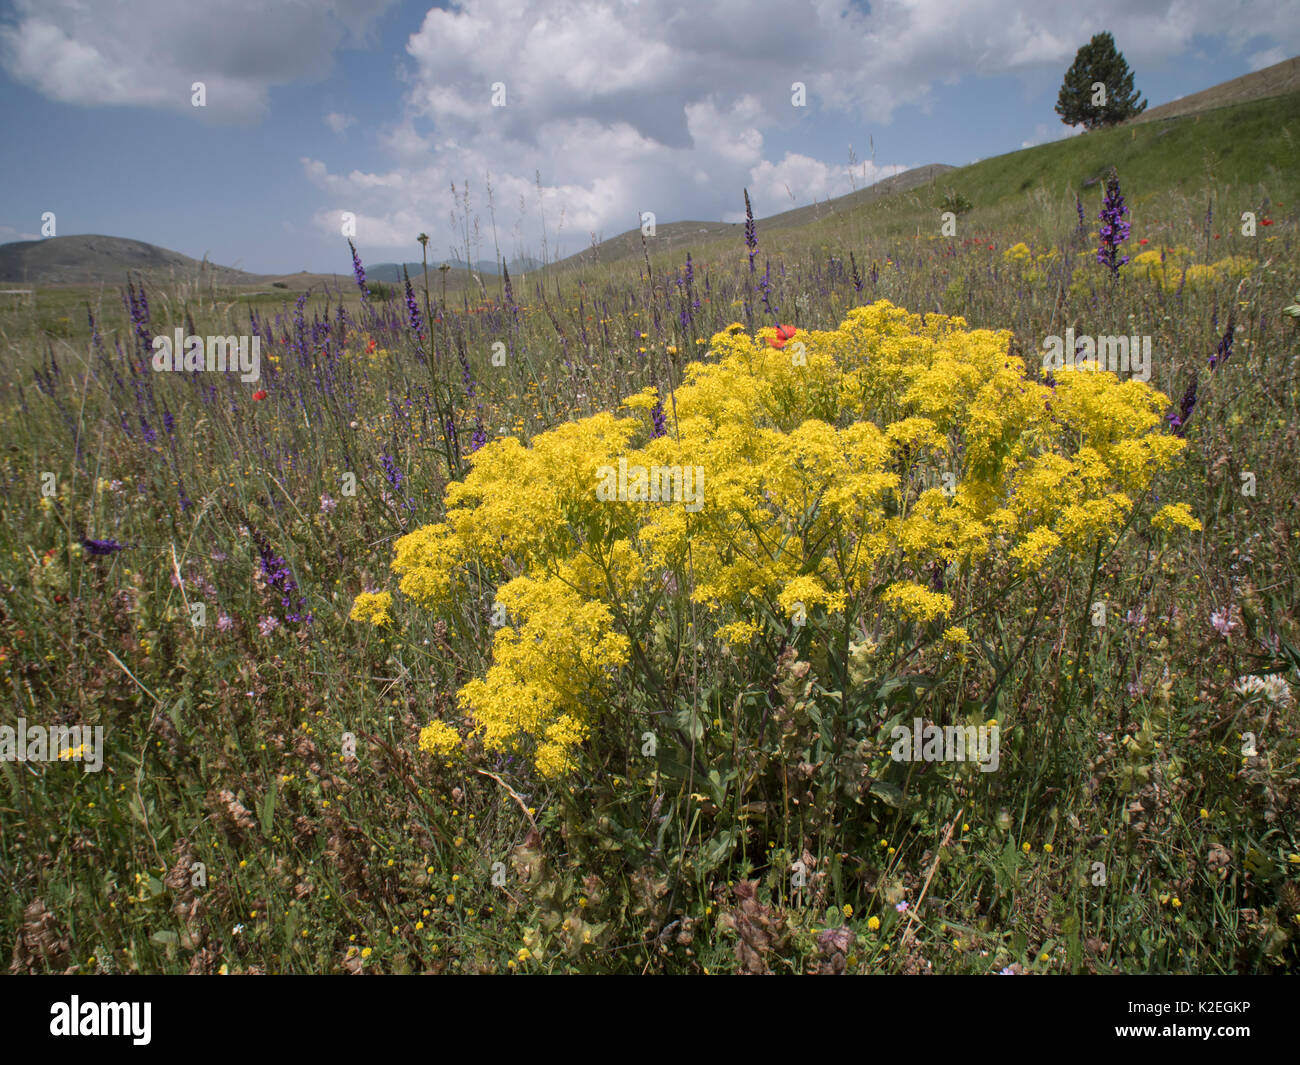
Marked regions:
[1097,169,1131,277]
[82,538,128,556]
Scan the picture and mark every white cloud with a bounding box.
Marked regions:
[0,225,41,243]
[295,0,1300,263]
[0,0,395,123]
[1020,122,1087,149]
[325,112,357,134]
[1247,45,1287,71]
[747,154,909,209]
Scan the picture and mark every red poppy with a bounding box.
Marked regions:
[1138,238,1149,245]
[366,338,377,353]
[1261,218,1273,226]
[769,324,798,349]
[1214,234,1221,239]
[252,390,267,401]
[987,244,994,250]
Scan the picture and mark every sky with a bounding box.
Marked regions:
[0,0,1295,276]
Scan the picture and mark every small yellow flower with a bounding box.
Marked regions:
[842,903,853,918]
[349,591,393,626]
[1022,842,1032,853]
[867,916,880,931]
[1042,844,1053,854]
[361,947,372,958]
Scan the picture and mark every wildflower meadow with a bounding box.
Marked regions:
[2,28,1299,989]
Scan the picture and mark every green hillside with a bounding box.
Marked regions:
[548,90,1300,288]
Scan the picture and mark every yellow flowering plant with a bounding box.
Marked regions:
[387,301,1197,791]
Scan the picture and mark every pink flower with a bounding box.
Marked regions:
[1210,606,1238,636]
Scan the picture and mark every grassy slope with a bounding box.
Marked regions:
[535,92,1300,299]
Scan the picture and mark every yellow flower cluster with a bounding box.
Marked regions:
[349,591,393,626]
[418,720,461,757]
[1128,247,1256,291]
[1003,243,1058,281]
[391,301,1195,776]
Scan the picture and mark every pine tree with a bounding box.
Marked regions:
[1056,32,1147,130]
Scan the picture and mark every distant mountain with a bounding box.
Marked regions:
[365,256,543,284]
[0,234,260,285]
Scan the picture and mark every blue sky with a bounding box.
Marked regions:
[0,0,1293,275]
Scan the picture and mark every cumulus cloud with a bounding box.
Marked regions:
[0,0,395,123]
[15,0,1292,261]
[293,0,1299,261]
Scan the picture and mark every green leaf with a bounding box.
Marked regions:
[698,830,738,874]
[675,702,704,742]
[260,779,277,836]
[706,768,727,806]
[150,930,178,947]
[869,780,904,808]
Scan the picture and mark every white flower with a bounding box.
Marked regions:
[1233,674,1294,707]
